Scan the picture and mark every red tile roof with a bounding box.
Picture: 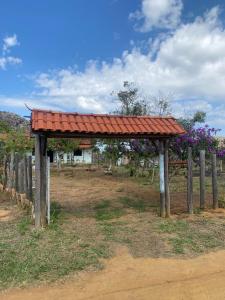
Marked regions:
[31,109,185,137]
[79,139,92,149]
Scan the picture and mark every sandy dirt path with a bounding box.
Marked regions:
[2,248,225,300]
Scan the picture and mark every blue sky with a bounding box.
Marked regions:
[1,0,225,132]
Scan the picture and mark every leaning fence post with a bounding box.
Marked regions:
[200,150,205,209]
[212,153,218,209]
[187,147,193,214]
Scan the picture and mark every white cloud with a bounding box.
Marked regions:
[2,5,224,131]
[130,0,183,31]
[0,97,63,112]
[3,34,19,53]
[30,6,225,120]
[0,34,22,70]
[0,56,22,70]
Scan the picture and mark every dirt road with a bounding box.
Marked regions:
[2,247,225,300]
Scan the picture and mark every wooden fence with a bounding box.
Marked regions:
[0,152,51,222]
[187,148,218,213]
[0,147,221,221]
[0,152,33,208]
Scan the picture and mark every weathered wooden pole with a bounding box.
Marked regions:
[35,134,47,227]
[159,140,166,217]
[46,156,50,224]
[9,151,15,189]
[23,155,28,196]
[14,153,19,192]
[187,147,193,214]
[27,155,33,201]
[219,159,223,172]
[164,139,170,217]
[200,150,205,210]
[211,153,218,209]
[3,155,8,189]
[18,159,24,194]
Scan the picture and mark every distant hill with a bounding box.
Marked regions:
[0,111,29,131]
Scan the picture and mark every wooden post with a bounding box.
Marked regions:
[23,155,28,196]
[159,140,166,217]
[164,139,170,217]
[35,134,47,227]
[14,153,19,192]
[212,153,218,209]
[9,151,15,189]
[27,155,33,201]
[2,155,7,189]
[187,147,193,214]
[200,150,205,209]
[18,159,24,194]
[219,160,223,172]
[47,156,50,224]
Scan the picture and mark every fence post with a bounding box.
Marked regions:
[164,139,170,217]
[159,140,165,217]
[14,153,19,192]
[187,147,193,214]
[35,134,48,227]
[200,150,205,209]
[18,159,24,194]
[27,155,33,201]
[8,151,15,189]
[23,156,28,196]
[3,155,8,190]
[212,153,218,209]
[46,156,50,224]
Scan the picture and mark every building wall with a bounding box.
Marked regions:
[31,149,93,164]
[74,149,92,164]
[52,149,93,164]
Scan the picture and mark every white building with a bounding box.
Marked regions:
[46,139,93,164]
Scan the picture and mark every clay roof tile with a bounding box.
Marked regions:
[31,109,185,137]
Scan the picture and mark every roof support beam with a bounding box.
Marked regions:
[35,134,47,227]
[164,139,170,218]
[33,131,174,140]
[159,140,166,217]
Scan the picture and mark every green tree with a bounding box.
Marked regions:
[178,111,206,131]
[0,120,11,133]
[113,81,148,116]
[48,138,80,153]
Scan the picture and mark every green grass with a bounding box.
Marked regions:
[1,204,225,291]
[119,196,146,212]
[158,220,189,233]
[94,195,150,221]
[0,205,110,290]
[2,168,225,292]
[94,199,124,221]
[95,208,124,221]
[94,199,111,210]
[157,218,223,255]
[98,220,135,245]
[17,216,32,235]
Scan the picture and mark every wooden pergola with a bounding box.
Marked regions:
[31,109,185,227]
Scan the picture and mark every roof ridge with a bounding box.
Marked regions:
[31,109,175,119]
